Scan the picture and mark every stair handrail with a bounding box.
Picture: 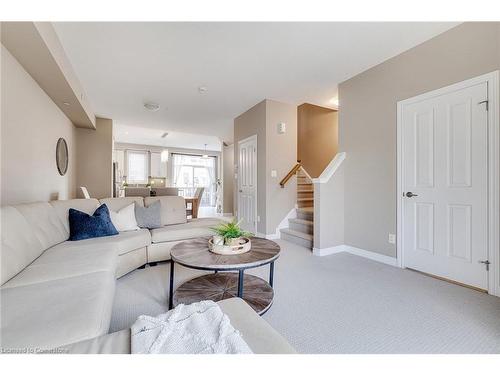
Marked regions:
[280,160,302,188]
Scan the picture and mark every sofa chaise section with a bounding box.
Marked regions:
[1,271,116,350]
[60,298,296,354]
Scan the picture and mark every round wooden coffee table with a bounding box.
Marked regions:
[169,236,280,315]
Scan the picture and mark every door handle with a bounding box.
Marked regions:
[405,192,418,198]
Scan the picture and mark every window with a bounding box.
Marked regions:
[171,153,217,206]
[126,151,149,184]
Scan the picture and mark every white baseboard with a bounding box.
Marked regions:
[312,245,347,256]
[256,232,282,240]
[313,244,398,267]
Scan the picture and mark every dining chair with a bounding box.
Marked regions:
[124,187,150,197]
[80,186,91,199]
[186,187,204,218]
[151,187,179,196]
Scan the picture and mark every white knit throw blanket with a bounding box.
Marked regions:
[131,300,252,354]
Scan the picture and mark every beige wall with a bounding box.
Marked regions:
[298,103,338,178]
[265,100,297,234]
[223,143,234,214]
[313,164,344,250]
[339,22,500,257]
[234,100,267,233]
[234,99,297,235]
[75,118,113,199]
[1,44,77,205]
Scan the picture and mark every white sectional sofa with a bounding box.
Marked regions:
[0,196,294,354]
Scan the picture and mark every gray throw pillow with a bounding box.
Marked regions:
[135,201,162,229]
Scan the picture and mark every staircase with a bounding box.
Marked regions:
[280,170,314,249]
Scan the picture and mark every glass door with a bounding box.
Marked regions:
[172,153,217,207]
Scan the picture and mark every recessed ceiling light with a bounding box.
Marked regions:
[198,86,208,94]
[144,102,160,112]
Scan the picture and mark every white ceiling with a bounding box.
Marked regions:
[54,22,458,144]
[113,124,222,151]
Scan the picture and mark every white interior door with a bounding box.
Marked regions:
[401,81,489,290]
[237,136,257,233]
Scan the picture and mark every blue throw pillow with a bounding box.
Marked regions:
[69,204,119,241]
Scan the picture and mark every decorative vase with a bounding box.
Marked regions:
[212,235,224,246]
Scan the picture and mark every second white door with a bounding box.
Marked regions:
[401,80,489,290]
[237,135,257,233]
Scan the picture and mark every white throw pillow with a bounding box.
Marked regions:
[109,203,140,232]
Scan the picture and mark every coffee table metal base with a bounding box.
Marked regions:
[172,273,274,315]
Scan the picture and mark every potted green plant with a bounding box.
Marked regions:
[211,219,253,246]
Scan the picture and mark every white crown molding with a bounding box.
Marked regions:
[311,152,346,184]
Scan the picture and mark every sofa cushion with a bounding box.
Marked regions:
[1,245,118,289]
[61,298,296,354]
[144,196,187,226]
[69,204,119,241]
[0,271,115,350]
[150,218,222,243]
[135,200,162,229]
[99,197,144,212]
[50,199,100,235]
[50,228,151,256]
[108,203,140,232]
[14,202,68,250]
[0,206,44,285]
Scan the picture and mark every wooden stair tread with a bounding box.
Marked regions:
[297,198,313,202]
[289,218,313,226]
[297,207,314,213]
[280,228,313,241]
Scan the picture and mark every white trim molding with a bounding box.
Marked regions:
[313,245,398,267]
[259,208,297,240]
[299,166,313,181]
[311,152,346,184]
[397,71,500,297]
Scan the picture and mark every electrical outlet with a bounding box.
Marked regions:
[388,234,396,244]
[271,170,277,178]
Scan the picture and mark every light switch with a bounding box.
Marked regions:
[271,170,277,178]
[388,234,396,244]
[278,122,286,134]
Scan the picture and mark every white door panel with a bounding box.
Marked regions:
[402,82,488,289]
[237,136,257,233]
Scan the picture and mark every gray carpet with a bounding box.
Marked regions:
[110,240,500,353]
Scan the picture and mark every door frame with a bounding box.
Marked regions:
[237,134,258,233]
[396,71,499,297]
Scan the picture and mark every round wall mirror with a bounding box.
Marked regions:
[56,138,69,176]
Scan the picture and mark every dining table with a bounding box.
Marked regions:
[184,196,199,218]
